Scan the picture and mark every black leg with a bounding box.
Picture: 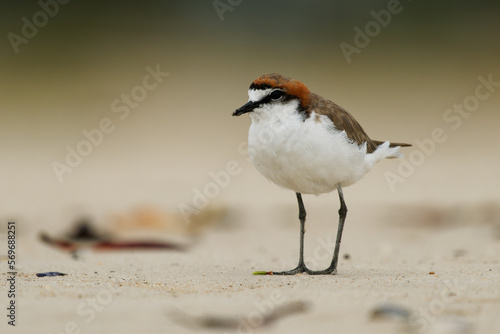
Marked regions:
[306,184,347,275]
[270,193,309,275]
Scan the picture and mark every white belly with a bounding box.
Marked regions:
[248,112,374,195]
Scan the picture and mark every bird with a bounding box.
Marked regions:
[232,73,410,275]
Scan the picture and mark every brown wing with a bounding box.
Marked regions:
[310,93,412,152]
[310,93,379,153]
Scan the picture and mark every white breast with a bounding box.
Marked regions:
[247,102,382,195]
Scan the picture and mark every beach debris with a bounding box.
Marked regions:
[65,219,109,241]
[39,205,227,259]
[169,301,308,330]
[453,249,467,257]
[36,272,67,277]
[40,230,186,252]
[253,271,273,275]
[39,219,187,257]
[370,303,410,322]
[370,304,472,334]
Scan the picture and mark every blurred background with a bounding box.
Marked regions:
[1,0,499,232]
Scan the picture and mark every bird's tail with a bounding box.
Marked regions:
[372,140,411,160]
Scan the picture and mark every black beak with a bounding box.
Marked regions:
[233,101,258,116]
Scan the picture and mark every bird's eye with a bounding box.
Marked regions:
[270,90,284,100]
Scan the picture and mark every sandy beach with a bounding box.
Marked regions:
[2,1,500,333]
[2,198,500,334]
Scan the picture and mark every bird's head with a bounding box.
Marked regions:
[233,73,311,121]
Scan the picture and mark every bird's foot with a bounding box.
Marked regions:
[254,264,308,276]
[304,265,337,275]
[254,265,338,276]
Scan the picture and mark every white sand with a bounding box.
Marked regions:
[2,200,499,334]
